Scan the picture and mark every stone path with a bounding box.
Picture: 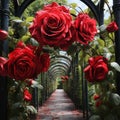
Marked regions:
[35,89,83,120]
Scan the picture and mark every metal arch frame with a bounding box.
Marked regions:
[49,56,71,80]
[51,71,66,79]
[80,0,99,22]
[50,61,70,69]
[0,0,9,119]
[113,0,120,95]
[1,0,120,119]
[13,0,35,17]
[50,59,71,66]
[50,55,72,63]
[48,71,66,80]
[49,64,69,72]
[49,67,67,75]
[53,71,66,75]
[50,57,71,68]
[12,0,104,25]
[52,70,66,76]
[80,0,104,25]
[48,67,68,77]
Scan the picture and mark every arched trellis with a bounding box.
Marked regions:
[49,65,68,76]
[48,55,72,80]
[0,0,120,119]
[12,0,104,25]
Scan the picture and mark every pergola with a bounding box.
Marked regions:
[0,0,120,119]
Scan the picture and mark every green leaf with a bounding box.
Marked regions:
[103,47,109,53]
[26,105,37,114]
[89,115,102,120]
[26,17,34,22]
[110,62,120,72]
[21,35,30,42]
[110,93,120,106]
[70,9,76,16]
[70,3,77,8]
[12,102,21,108]
[30,38,39,46]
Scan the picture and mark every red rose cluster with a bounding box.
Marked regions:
[0,41,50,80]
[61,75,69,82]
[29,2,97,50]
[84,56,108,82]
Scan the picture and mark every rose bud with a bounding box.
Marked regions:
[95,100,102,107]
[93,94,100,100]
[106,21,118,32]
[0,57,8,76]
[0,29,8,41]
[23,88,32,102]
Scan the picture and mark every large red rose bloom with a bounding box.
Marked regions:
[84,56,108,82]
[74,13,97,45]
[29,2,73,50]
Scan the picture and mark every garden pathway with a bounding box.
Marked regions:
[35,89,83,120]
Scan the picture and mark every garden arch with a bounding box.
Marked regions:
[0,0,120,120]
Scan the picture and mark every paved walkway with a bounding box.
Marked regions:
[35,89,83,120]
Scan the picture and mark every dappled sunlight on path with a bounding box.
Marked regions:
[35,89,83,120]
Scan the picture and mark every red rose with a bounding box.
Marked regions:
[65,76,69,80]
[0,57,8,76]
[16,40,25,48]
[5,42,40,80]
[43,2,69,13]
[84,56,108,82]
[38,53,50,72]
[61,76,65,79]
[74,13,97,45]
[23,89,32,102]
[95,100,102,107]
[93,94,100,100]
[0,29,8,41]
[106,21,118,32]
[29,2,73,50]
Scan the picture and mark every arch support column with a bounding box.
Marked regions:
[0,0,9,119]
[113,0,120,95]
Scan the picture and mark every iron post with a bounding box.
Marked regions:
[0,0,9,119]
[113,0,120,95]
